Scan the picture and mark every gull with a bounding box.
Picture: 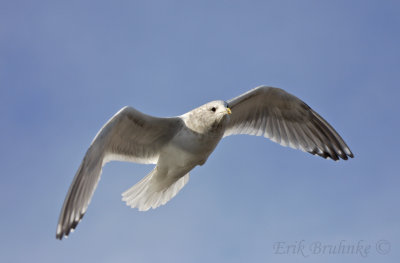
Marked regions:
[56,86,353,239]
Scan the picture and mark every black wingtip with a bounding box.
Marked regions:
[56,229,66,240]
[307,148,354,161]
[56,213,85,240]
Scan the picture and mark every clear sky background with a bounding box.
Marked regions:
[1,1,399,262]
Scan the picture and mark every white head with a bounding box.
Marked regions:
[183,100,231,134]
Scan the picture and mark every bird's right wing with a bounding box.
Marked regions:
[56,106,182,239]
[224,86,353,160]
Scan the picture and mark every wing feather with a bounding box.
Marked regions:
[224,86,353,160]
[56,106,182,239]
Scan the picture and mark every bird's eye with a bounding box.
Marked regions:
[211,107,216,112]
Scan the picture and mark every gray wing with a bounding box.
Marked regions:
[224,86,353,160]
[56,106,182,239]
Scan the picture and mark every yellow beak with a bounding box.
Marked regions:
[226,107,232,115]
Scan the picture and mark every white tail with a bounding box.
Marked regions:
[121,169,189,211]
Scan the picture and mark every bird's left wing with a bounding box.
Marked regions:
[56,106,182,239]
[224,86,353,160]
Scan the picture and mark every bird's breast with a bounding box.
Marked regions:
[160,127,223,167]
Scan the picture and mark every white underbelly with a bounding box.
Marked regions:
[157,127,223,170]
[159,142,205,169]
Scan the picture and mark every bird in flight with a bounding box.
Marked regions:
[56,86,353,239]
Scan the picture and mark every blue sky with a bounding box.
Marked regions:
[1,0,399,262]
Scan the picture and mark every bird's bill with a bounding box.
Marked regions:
[226,107,232,114]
